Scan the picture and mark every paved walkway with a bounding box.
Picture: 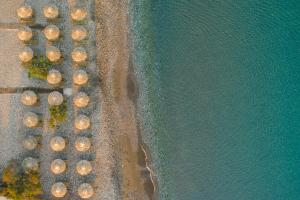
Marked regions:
[0,22,45,30]
[0,87,63,94]
[0,23,20,29]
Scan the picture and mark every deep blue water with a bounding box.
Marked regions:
[131,1,300,200]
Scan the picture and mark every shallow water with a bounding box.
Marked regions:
[131,1,300,200]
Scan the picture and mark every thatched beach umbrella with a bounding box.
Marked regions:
[76,160,92,176]
[75,137,91,152]
[73,69,88,85]
[75,115,90,130]
[23,136,38,150]
[73,92,89,108]
[71,26,87,41]
[48,91,63,106]
[50,136,66,152]
[17,5,33,20]
[78,183,94,199]
[23,112,39,128]
[51,182,67,198]
[71,47,87,63]
[21,90,38,106]
[47,69,62,85]
[22,157,39,171]
[44,25,60,41]
[43,4,59,19]
[46,46,61,62]
[71,8,87,21]
[19,47,33,63]
[51,159,67,174]
[18,26,33,42]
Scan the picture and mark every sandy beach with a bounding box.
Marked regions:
[95,0,156,199]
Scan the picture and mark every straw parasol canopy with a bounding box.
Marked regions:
[51,159,67,174]
[48,91,63,106]
[75,137,91,152]
[44,25,60,41]
[71,26,87,41]
[78,183,94,199]
[71,47,87,63]
[17,5,33,20]
[75,115,90,130]
[43,4,59,19]
[21,90,38,106]
[23,136,38,150]
[47,69,62,85]
[18,26,33,42]
[71,8,87,21]
[51,182,67,198]
[73,92,89,108]
[23,112,39,128]
[22,157,39,171]
[19,47,33,63]
[73,69,88,85]
[46,46,61,62]
[50,136,66,152]
[76,160,92,176]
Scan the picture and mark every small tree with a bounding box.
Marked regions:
[27,56,52,80]
[0,160,43,200]
[49,102,67,128]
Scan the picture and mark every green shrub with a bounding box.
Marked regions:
[49,102,67,128]
[0,160,43,200]
[27,56,52,80]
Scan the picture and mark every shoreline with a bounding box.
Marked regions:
[95,0,157,199]
[128,58,159,200]
[140,143,159,199]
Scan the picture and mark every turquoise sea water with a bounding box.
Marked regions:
[131,1,300,200]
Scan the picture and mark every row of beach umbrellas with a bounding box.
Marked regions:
[18,25,88,42]
[50,136,92,152]
[45,67,89,86]
[21,90,90,108]
[17,4,87,21]
[19,111,85,129]
[22,66,88,86]
[22,157,93,176]
[19,45,88,64]
[52,182,94,199]
[22,112,91,130]
[23,135,91,152]
[68,4,94,199]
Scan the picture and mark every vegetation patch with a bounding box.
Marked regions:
[27,56,52,80]
[49,102,67,128]
[0,160,42,200]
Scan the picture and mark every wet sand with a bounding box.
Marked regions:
[94,0,156,199]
